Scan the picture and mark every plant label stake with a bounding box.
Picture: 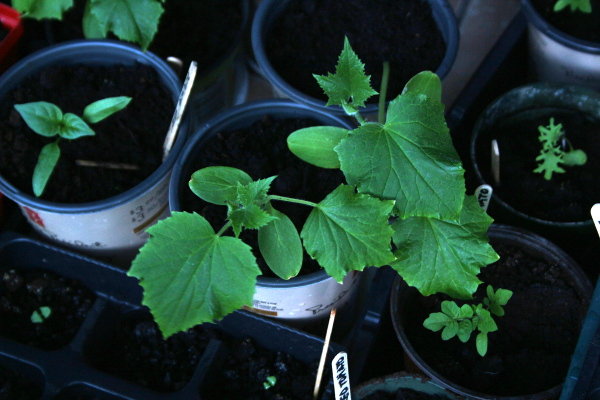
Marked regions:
[314,308,337,400]
[491,139,500,186]
[162,61,197,161]
[475,184,493,212]
[591,204,600,238]
[332,351,351,400]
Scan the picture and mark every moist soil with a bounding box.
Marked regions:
[360,388,448,400]
[265,0,446,103]
[401,238,589,396]
[180,115,345,277]
[530,0,600,43]
[0,63,174,203]
[0,267,95,350]
[474,108,600,223]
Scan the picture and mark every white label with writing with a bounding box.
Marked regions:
[332,351,351,400]
[475,184,493,212]
[591,204,600,239]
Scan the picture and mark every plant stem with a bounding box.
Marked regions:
[268,195,318,208]
[378,61,390,125]
[216,221,233,237]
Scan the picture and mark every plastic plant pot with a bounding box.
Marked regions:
[169,99,362,327]
[251,0,459,117]
[352,372,459,400]
[520,0,600,89]
[0,3,24,74]
[0,40,189,266]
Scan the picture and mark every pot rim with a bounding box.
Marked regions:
[0,39,187,214]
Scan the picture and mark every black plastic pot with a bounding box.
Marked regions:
[0,40,189,266]
[251,0,459,117]
[390,224,593,399]
[0,231,343,399]
[520,0,600,89]
[352,372,458,400]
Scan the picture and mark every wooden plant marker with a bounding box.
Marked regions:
[491,139,500,186]
[314,308,337,400]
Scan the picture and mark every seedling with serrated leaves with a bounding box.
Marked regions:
[554,0,592,13]
[11,0,165,50]
[14,96,131,197]
[533,117,587,180]
[423,286,513,356]
[128,37,499,339]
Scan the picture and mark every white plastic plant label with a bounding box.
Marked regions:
[332,352,352,400]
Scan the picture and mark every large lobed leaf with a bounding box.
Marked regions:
[336,91,465,220]
[301,184,395,282]
[390,195,499,300]
[128,212,261,338]
[12,0,73,19]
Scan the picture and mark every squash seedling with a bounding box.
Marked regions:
[14,96,131,197]
[533,117,587,180]
[129,37,500,341]
[554,0,592,13]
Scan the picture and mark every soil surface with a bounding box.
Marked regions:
[530,0,600,43]
[401,237,589,396]
[205,336,318,400]
[0,363,43,400]
[0,63,174,203]
[474,108,600,222]
[360,388,448,400]
[180,115,346,276]
[0,268,95,350]
[265,0,446,103]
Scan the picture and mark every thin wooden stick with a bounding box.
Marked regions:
[491,139,500,186]
[162,61,197,161]
[314,308,337,400]
[75,160,139,170]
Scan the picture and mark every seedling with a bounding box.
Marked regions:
[30,306,51,323]
[554,0,592,13]
[424,285,513,356]
[11,0,164,50]
[128,37,499,339]
[263,376,277,390]
[14,96,132,197]
[533,117,587,180]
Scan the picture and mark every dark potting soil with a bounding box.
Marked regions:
[475,108,600,222]
[0,63,174,203]
[530,0,600,43]
[265,0,446,103]
[0,268,95,350]
[88,313,221,393]
[0,363,43,400]
[205,336,318,400]
[402,239,588,396]
[361,388,448,400]
[181,115,346,276]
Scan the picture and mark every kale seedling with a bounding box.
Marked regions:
[263,376,277,390]
[14,96,132,197]
[554,0,592,13]
[30,306,52,323]
[423,286,512,356]
[533,117,587,180]
[11,0,164,50]
[128,37,499,339]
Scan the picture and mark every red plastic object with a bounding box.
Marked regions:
[0,3,23,74]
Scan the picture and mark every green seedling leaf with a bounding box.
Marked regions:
[302,184,395,282]
[457,319,473,343]
[32,141,60,197]
[60,113,96,139]
[475,308,498,334]
[12,0,73,19]
[441,320,458,340]
[83,96,132,124]
[423,312,454,332]
[563,149,587,166]
[534,118,587,180]
[402,71,442,103]
[30,306,52,323]
[83,0,164,50]
[391,195,498,299]
[314,36,378,111]
[287,126,349,169]
[228,177,277,236]
[336,91,465,220]
[476,332,489,356]
[441,300,461,319]
[14,102,64,137]
[486,285,513,317]
[128,212,261,338]
[554,0,592,12]
[258,204,303,280]
[189,167,253,205]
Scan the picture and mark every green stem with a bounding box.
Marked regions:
[268,195,318,208]
[216,221,232,237]
[378,61,390,125]
[354,111,365,125]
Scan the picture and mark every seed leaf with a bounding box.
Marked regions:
[83,96,131,124]
[32,141,60,197]
[189,167,253,205]
[287,126,349,169]
[15,102,64,137]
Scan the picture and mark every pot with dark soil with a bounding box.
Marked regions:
[0,3,23,74]
[521,0,600,88]
[0,40,189,265]
[391,224,593,399]
[251,0,459,116]
[470,82,600,279]
[352,372,458,400]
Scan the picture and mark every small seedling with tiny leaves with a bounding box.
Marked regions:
[533,117,587,180]
[423,285,513,356]
[30,306,52,323]
[14,96,131,197]
[128,37,499,339]
[554,0,592,13]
